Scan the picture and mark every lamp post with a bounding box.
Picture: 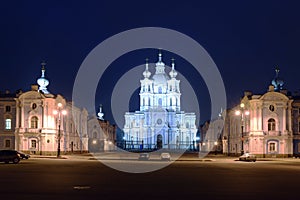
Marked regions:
[235,103,249,155]
[53,103,67,158]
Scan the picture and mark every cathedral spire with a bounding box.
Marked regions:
[158,49,162,62]
[169,58,178,78]
[155,49,166,74]
[143,58,151,78]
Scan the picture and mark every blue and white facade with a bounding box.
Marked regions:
[123,52,197,149]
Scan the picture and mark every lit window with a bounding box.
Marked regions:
[31,116,38,129]
[5,119,11,130]
[5,140,10,148]
[268,118,276,131]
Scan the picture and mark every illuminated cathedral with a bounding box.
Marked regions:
[123,51,197,150]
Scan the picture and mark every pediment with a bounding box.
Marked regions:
[260,92,289,102]
[18,91,43,100]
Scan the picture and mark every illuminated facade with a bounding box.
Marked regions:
[222,69,299,157]
[123,52,197,149]
[14,63,89,155]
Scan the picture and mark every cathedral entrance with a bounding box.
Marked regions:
[157,134,163,149]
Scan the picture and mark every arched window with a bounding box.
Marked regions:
[158,87,162,94]
[170,98,172,106]
[148,98,151,106]
[268,118,275,131]
[142,98,145,106]
[31,116,38,129]
[5,118,11,130]
[186,122,190,128]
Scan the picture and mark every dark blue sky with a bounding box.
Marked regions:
[1,0,300,125]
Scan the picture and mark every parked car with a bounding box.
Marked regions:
[138,153,150,161]
[17,151,30,159]
[239,153,256,162]
[293,153,300,158]
[0,150,21,164]
[160,153,171,161]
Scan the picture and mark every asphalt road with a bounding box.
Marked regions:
[0,156,299,200]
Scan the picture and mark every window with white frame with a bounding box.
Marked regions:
[5,118,11,130]
[269,142,276,152]
[31,140,37,148]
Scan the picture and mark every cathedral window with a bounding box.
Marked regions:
[5,118,11,130]
[267,118,275,131]
[158,98,162,106]
[186,122,190,128]
[158,87,162,94]
[31,116,38,129]
[170,98,172,106]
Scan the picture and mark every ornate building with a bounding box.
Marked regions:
[222,69,297,157]
[13,63,89,155]
[123,51,197,150]
[87,105,117,152]
[0,90,17,150]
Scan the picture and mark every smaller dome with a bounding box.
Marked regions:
[37,62,50,94]
[169,59,177,78]
[271,67,284,91]
[143,59,151,78]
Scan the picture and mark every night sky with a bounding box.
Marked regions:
[1,0,300,127]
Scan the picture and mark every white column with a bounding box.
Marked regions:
[258,105,262,130]
[282,105,286,132]
[21,103,24,127]
[253,106,257,131]
[288,103,292,131]
[15,102,20,128]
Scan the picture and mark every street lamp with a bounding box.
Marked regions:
[235,103,249,155]
[53,103,67,158]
